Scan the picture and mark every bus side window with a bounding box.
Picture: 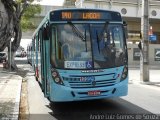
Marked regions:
[57,28,63,60]
[51,27,57,67]
[38,30,41,52]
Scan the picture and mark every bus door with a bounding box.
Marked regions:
[41,29,50,97]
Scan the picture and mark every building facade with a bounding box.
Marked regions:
[75,0,160,44]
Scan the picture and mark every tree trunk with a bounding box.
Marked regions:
[6,24,22,70]
[0,0,23,71]
[1,0,36,70]
[7,44,17,70]
[0,0,13,51]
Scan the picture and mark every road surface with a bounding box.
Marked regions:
[16,57,160,120]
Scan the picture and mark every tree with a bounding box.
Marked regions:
[0,0,41,70]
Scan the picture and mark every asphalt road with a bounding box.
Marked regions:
[16,57,160,120]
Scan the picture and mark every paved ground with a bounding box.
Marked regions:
[129,68,160,87]
[0,58,28,120]
[0,66,22,120]
[26,68,160,120]
[26,64,160,120]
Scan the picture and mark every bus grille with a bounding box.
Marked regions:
[62,77,117,88]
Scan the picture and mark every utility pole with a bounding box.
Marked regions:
[10,41,12,71]
[140,0,149,82]
[80,0,84,8]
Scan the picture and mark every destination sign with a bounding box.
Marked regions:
[61,12,101,19]
[50,9,122,21]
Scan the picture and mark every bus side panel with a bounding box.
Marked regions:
[35,36,39,80]
[40,36,45,92]
[41,40,50,97]
[46,40,51,97]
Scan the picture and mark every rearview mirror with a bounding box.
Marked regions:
[43,26,49,40]
[123,21,128,39]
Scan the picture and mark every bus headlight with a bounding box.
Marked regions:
[120,65,128,81]
[51,69,64,85]
[55,77,60,83]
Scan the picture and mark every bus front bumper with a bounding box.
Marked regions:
[50,79,128,102]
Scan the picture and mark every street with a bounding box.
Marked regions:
[16,58,160,120]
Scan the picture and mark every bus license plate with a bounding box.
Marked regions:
[88,90,101,96]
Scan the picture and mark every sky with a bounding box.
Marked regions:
[32,0,65,6]
[20,39,32,50]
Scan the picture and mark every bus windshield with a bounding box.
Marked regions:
[51,23,126,69]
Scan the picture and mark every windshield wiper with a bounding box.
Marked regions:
[84,29,88,52]
[99,21,116,48]
[68,21,85,41]
[96,30,100,53]
[99,21,109,41]
[95,21,109,53]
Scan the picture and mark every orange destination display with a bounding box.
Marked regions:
[62,12,101,19]
[50,9,122,21]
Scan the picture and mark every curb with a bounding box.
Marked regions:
[140,82,160,87]
[129,66,160,70]
[12,76,22,120]
[129,80,160,91]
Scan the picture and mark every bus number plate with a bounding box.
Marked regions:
[88,90,101,96]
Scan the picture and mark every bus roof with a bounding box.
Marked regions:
[52,8,121,15]
[51,8,121,13]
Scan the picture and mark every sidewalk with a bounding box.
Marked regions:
[0,65,22,120]
[129,68,160,87]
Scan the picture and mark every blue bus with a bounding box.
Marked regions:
[31,8,128,102]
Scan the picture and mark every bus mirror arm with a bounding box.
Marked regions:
[43,26,50,40]
[123,21,128,39]
[138,41,142,50]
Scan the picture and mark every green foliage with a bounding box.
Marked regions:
[16,0,34,4]
[21,4,41,30]
[21,17,35,30]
